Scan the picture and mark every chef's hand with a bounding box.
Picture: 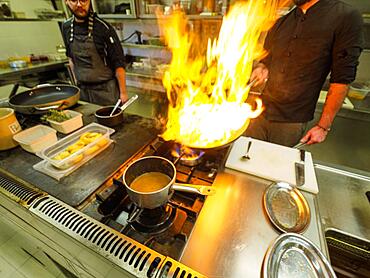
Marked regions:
[300,125,329,145]
[250,63,269,87]
[120,93,129,104]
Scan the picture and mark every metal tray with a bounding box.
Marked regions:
[263,233,336,278]
[263,181,310,233]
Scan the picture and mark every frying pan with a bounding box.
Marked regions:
[8,84,80,115]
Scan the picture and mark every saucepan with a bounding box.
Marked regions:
[94,94,138,127]
[122,156,216,209]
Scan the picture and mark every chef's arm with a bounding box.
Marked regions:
[115,67,129,103]
[301,83,348,145]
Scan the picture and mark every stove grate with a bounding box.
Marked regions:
[0,173,45,207]
[30,195,206,278]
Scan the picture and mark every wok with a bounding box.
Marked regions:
[159,118,251,152]
[8,84,80,114]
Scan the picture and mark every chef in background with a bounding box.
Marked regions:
[247,0,363,147]
[62,0,128,105]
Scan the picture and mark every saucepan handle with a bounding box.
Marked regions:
[172,183,216,196]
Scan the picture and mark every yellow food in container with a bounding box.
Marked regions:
[39,123,114,170]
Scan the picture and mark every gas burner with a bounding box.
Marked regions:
[84,137,228,260]
[129,205,177,235]
[171,144,205,166]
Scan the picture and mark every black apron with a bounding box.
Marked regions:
[71,32,119,106]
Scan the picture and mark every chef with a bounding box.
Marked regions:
[62,0,128,105]
[247,0,363,146]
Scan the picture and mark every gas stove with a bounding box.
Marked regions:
[82,137,229,260]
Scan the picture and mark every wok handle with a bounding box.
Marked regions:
[172,183,216,196]
[34,102,67,111]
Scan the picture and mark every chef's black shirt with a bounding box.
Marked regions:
[261,0,363,122]
[62,14,125,72]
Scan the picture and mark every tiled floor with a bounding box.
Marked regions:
[0,216,63,278]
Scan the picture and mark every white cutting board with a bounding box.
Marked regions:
[225,136,319,194]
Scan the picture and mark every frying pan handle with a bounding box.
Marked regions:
[9,83,20,98]
[34,102,67,111]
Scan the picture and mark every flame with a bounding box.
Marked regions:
[158,1,280,149]
[171,145,204,161]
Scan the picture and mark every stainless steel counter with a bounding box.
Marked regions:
[0,60,68,86]
[315,163,370,242]
[181,168,326,278]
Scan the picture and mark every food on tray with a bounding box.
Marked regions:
[80,132,102,144]
[52,132,104,162]
[41,109,71,123]
[72,154,83,164]
[53,151,70,160]
[97,137,109,147]
[84,145,100,155]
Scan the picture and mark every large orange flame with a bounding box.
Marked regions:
[158,1,280,149]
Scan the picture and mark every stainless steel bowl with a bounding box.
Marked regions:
[263,233,336,278]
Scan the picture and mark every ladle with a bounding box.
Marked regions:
[109,99,121,116]
[109,94,138,117]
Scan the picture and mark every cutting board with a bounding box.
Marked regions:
[318,90,354,110]
[225,137,319,194]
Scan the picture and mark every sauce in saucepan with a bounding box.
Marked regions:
[130,172,171,193]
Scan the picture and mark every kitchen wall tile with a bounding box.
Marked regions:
[0,21,64,60]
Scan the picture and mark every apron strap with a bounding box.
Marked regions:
[70,10,94,42]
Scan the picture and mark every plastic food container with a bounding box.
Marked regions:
[13,125,57,153]
[47,110,83,134]
[39,123,114,170]
[348,83,369,100]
